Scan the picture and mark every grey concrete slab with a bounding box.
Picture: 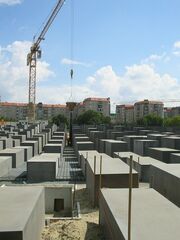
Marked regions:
[78,150,101,175]
[12,135,26,143]
[0,156,12,177]
[75,141,94,156]
[14,146,33,162]
[13,139,21,147]
[99,188,180,240]
[134,139,159,156]
[86,157,139,206]
[170,153,180,163]
[0,148,24,168]
[105,140,128,157]
[53,131,65,137]
[27,137,42,154]
[21,141,38,156]
[150,164,180,207]
[48,139,64,144]
[98,139,112,153]
[0,137,13,149]
[0,141,3,151]
[114,151,164,182]
[147,133,167,146]
[0,186,45,240]
[162,136,180,150]
[27,155,58,182]
[44,144,62,154]
[148,147,180,163]
[110,132,124,140]
[123,135,147,151]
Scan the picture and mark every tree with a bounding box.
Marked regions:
[51,114,68,126]
[137,114,163,126]
[164,116,180,127]
[76,110,111,125]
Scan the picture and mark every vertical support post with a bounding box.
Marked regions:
[94,155,96,208]
[99,155,102,189]
[128,155,133,240]
[69,110,73,146]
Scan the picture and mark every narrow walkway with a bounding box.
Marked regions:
[56,146,85,182]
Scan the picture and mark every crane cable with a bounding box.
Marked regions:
[70,0,74,99]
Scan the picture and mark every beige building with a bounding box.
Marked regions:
[83,97,110,116]
[134,99,164,122]
[0,97,111,121]
[116,105,134,124]
[0,102,67,121]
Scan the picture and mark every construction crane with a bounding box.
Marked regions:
[27,0,66,123]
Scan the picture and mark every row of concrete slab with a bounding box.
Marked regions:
[0,122,67,182]
[73,125,180,240]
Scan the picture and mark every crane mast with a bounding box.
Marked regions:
[27,0,65,123]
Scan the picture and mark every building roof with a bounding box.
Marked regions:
[135,99,163,105]
[1,102,66,108]
[83,97,110,102]
[1,102,27,107]
[116,104,134,109]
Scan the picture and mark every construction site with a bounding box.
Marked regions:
[1,0,180,240]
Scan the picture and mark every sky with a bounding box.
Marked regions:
[0,0,180,112]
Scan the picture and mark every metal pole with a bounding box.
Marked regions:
[99,155,102,189]
[94,155,96,208]
[128,155,133,240]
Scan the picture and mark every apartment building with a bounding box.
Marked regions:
[0,97,111,121]
[116,105,134,124]
[134,99,164,122]
[83,97,110,116]
[0,102,67,121]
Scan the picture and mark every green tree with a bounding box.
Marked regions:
[51,114,68,126]
[137,114,163,126]
[144,114,163,126]
[164,116,180,127]
[76,110,111,125]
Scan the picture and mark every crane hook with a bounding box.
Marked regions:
[70,69,73,79]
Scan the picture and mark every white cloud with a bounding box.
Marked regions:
[0,41,54,102]
[174,41,180,49]
[142,53,166,64]
[61,58,90,67]
[87,64,180,107]
[0,0,22,5]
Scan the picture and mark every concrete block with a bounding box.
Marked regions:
[170,153,180,163]
[0,137,13,149]
[162,136,180,150]
[27,137,42,154]
[99,188,180,240]
[134,139,159,156]
[123,135,147,151]
[21,141,38,156]
[147,134,167,146]
[27,155,59,182]
[150,164,180,207]
[45,186,73,216]
[86,157,139,206]
[148,147,180,163]
[98,139,112,153]
[13,139,21,147]
[0,186,45,240]
[15,146,33,161]
[44,144,62,154]
[105,140,128,157]
[75,141,94,155]
[0,148,24,168]
[0,156,12,177]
